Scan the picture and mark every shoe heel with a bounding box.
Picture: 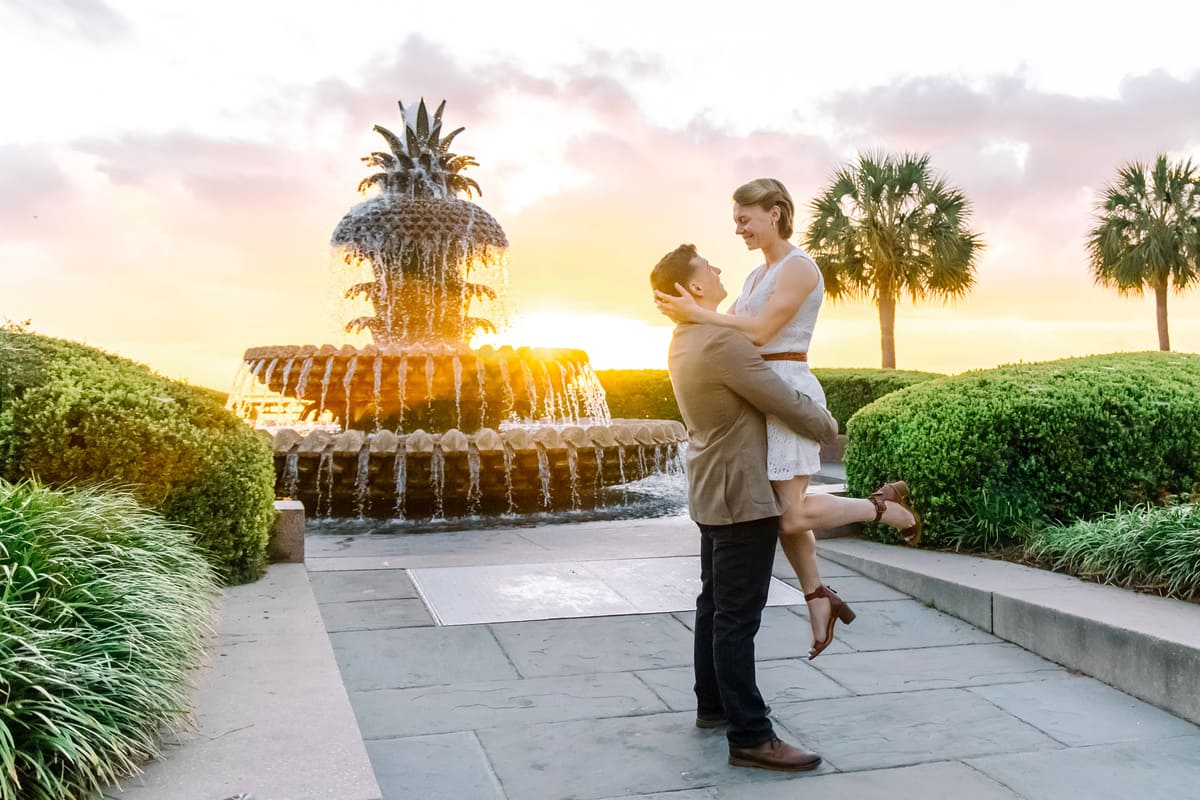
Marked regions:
[837,605,856,624]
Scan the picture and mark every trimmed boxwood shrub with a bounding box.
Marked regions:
[0,331,275,583]
[597,367,941,431]
[845,352,1200,550]
[0,479,219,800]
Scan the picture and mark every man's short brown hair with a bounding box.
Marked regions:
[650,243,699,297]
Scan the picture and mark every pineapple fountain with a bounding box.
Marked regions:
[229,98,686,519]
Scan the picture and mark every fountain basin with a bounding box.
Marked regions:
[271,420,687,519]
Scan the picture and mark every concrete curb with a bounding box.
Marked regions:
[817,538,1200,726]
[107,564,382,800]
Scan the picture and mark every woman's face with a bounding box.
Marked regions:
[733,202,778,250]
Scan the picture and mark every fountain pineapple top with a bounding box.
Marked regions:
[233,99,614,432]
[331,98,508,345]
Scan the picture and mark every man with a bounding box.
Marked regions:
[650,243,837,772]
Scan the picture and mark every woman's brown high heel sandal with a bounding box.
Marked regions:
[805,584,856,660]
[870,480,923,547]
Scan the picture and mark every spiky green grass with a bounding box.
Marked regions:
[0,480,219,800]
[1026,501,1200,600]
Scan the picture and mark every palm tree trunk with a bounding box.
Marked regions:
[1155,278,1170,351]
[878,286,897,368]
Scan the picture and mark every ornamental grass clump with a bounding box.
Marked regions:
[1027,501,1200,600]
[0,480,219,800]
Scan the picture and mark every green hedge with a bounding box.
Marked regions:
[0,332,275,583]
[812,368,942,433]
[596,369,681,422]
[845,352,1200,549]
[0,480,219,799]
[597,367,941,431]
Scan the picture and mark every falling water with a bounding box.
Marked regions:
[282,451,299,497]
[637,445,648,478]
[430,443,446,520]
[617,445,627,483]
[317,447,334,518]
[452,355,463,429]
[476,356,488,423]
[353,445,371,518]
[280,357,296,396]
[593,445,606,507]
[318,357,334,420]
[501,445,515,514]
[520,361,538,420]
[263,358,280,389]
[498,358,515,419]
[396,357,408,429]
[296,357,314,398]
[342,355,358,429]
[566,443,580,510]
[654,444,664,474]
[539,362,558,422]
[535,444,551,508]
[393,446,407,519]
[424,354,435,409]
[372,356,383,431]
[466,443,481,515]
[560,363,581,421]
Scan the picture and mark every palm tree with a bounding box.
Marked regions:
[805,152,983,368]
[1088,155,1200,351]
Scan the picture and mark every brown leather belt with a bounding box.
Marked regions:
[762,352,807,362]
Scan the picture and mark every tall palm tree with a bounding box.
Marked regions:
[1088,154,1200,351]
[805,152,983,368]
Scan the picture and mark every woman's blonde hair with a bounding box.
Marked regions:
[732,178,795,239]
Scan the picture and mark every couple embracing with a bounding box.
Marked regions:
[650,178,921,772]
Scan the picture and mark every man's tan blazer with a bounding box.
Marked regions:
[667,322,838,526]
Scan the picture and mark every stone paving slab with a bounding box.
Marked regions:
[636,658,851,710]
[477,711,833,800]
[830,599,999,652]
[672,606,855,659]
[819,537,1200,725]
[808,642,1068,695]
[308,568,418,603]
[966,733,1200,800]
[351,672,668,739]
[319,598,434,631]
[330,625,520,690]
[366,731,505,800]
[489,614,695,677]
[967,675,1200,746]
[409,557,806,625]
[704,761,1025,799]
[772,687,1061,771]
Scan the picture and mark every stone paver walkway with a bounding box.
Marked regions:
[306,516,1200,800]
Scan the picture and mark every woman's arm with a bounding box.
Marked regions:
[653,257,819,346]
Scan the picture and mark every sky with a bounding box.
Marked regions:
[3,0,1200,392]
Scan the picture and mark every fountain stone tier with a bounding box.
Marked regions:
[272,420,687,519]
[228,97,687,519]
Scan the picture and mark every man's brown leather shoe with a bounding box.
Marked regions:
[728,736,822,772]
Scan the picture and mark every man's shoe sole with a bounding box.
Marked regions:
[727,755,822,772]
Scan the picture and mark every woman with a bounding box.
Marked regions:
[654,178,921,658]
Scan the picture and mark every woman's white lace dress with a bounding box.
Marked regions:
[733,245,827,479]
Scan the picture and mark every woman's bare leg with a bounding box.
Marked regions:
[775,478,917,656]
[773,477,829,654]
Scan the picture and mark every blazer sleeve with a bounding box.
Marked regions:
[712,330,838,443]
